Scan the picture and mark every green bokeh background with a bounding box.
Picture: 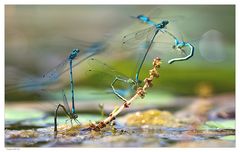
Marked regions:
[5,5,235,101]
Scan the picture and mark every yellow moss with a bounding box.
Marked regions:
[9,130,38,138]
[57,124,84,137]
[125,109,181,127]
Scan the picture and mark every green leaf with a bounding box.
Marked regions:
[200,120,235,130]
[220,135,235,141]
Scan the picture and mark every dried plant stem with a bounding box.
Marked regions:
[89,57,162,131]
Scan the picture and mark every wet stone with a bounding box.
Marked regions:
[5,109,235,147]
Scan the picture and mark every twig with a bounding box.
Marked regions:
[88,57,162,131]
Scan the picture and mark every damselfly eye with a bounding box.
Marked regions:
[73,114,78,119]
[76,49,80,53]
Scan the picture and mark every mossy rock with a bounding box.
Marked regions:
[122,109,182,128]
[5,129,39,138]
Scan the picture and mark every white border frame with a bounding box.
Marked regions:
[1,1,238,152]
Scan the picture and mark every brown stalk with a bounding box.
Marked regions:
[88,57,162,131]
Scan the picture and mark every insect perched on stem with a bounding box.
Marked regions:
[87,57,162,132]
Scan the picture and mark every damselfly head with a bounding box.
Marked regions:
[162,20,169,26]
[127,79,134,84]
[127,78,136,85]
[72,113,78,119]
[68,48,80,60]
[73,48,80,54]
[174,44,183,52]
[156,20,169,29]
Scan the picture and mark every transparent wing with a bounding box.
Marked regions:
[150,41,173,51]
[167,29,201,44]
[122,26,156,49]
[87,58,130,79]
[6,59,69,95]
[86,58,135,100]
[6,78,48,93]
[6,51,70,94]
[6,38,108,95]
[61,41,108,75]
[42,58,68,81]
[62,90,71,114]
[170,43,194,64]
[152,41,194,64]
[5,66,60,94]
[73,42,108,67]
[25,41,107,86]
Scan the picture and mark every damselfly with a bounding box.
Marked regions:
[151,30,195,64]
[6,41,107,93]
[123,15,171,83]
[123,14,194,83]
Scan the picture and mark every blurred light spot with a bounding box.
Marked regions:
[199,29,226,62]
[195,82,213,98]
